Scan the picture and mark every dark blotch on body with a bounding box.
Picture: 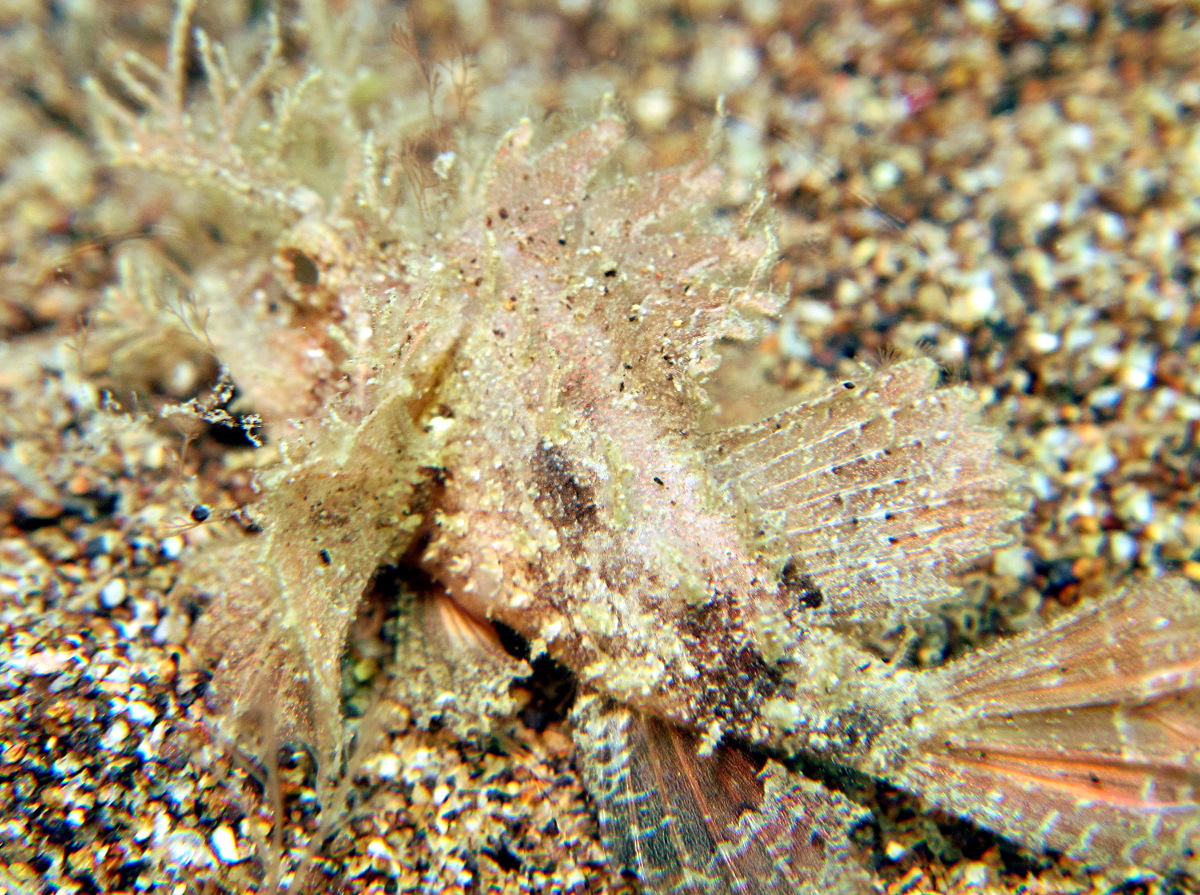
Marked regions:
[531,441,599,552]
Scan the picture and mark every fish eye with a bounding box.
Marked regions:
[288,250,320,286]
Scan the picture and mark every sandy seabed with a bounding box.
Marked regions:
[2,1,1199,893]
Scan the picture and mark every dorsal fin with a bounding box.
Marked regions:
[702,359,1024,625]
[480,118,780,424]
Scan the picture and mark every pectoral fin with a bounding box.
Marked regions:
[389,587,531,741]
[572,694,870,894]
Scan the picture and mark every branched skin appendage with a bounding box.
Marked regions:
[90,5,1200,891]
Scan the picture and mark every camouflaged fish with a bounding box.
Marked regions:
[89,6,1200,891]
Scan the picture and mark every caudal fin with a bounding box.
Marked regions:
[893,577,1200,876]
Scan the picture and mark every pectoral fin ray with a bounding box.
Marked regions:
[572,695,870,895]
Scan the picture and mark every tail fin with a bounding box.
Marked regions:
[893,577,1200,876]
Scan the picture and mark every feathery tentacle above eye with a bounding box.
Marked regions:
[701,358,1026,626]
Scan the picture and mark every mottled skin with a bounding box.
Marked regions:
[417,202,920,768]
[87,13,1200,888]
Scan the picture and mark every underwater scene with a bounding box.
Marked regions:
[1,1,1198,893]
